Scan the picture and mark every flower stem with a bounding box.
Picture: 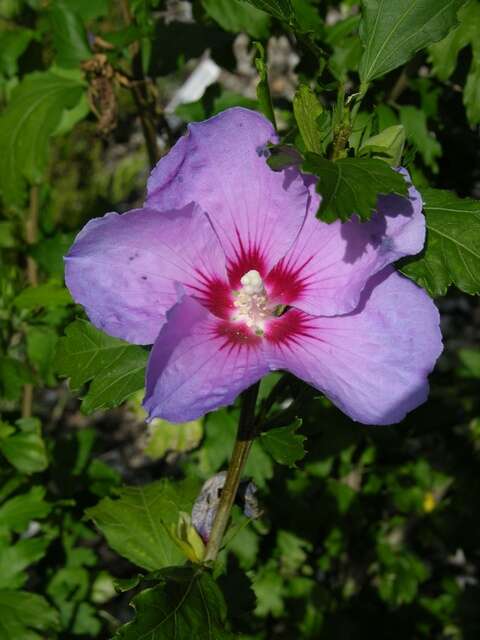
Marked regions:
[204,382,260,564]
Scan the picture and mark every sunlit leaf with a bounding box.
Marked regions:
[0,537,51,589]
[145,419,203,460]
[49,0,91,69]
[55,319,148,413]
[0,486,51,532]
[14,283,72,309]
[0,590,59,639]
[202,0,270,38]
[254,42,276,128]
[260,420,306,467]
[26,326,58,385]
[399,106,441,172]
[359,125,406,166]
[359,0,467,84]
[242,0,294,23]
[0,70,84,207]
[0,357,33,402]
[0,28,34,77]
[401,188,480,296]
[293,85,324,154]
[0,418,48,474]
[86,479,200,571]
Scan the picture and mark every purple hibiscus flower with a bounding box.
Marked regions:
[65,107,442,425]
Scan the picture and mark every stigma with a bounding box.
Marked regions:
[232,270,272,334]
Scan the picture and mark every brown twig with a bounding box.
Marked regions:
[25,184,39,287]
[22,184,39,418]
[120,0,160,169]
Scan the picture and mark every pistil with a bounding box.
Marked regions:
[232,270,273,334]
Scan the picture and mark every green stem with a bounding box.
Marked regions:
[330,124,350,161]
[330,83,350,161]
[204,382,260,563]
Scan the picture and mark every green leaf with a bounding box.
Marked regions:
[0,487,51,532]
[0,537,51,589]
[114,567,234,640]
[464,54,480,125]
[13,283,72,309]
[0,28,34,77]
[398,106,441,172]
[291,0,323,33]
[253,559,285,617]
[86,479,200,571]
[242,0,294,23]
[266,144,302,171]
[260,420,306,467]
[376,544,429,606]
[303,155,408,222]
[429,1,480,79]
[359,125,406,166]
[326,15,363,80]
[202,0,270,38]
[359,0,467,84]
[0,357,32,401]
[49,0,91,68]
[429,1,480,125]
[375,104,399,130]
[293,85,324,154]
[92,571,116,604]
[81,358,147,414]
[225,509,260,569]
[65,0,110,20]
[27,326,58,385]
[0,70,84,207]
[348,111,374,154]
[254,42,276,128]
[192,410,274,489]
[145,419,203,460]
[0,418,48,474]
[47,561,102,636]
[327,478,356,513]
[87,458,122,497]
[0,590,59,639]
[55,319,148,413]
[0,222,16,248]
[275,530,312,574]
[30,232,75,277]
[52,92,90,137]
[458,349,480,378]
[401,188,480,296]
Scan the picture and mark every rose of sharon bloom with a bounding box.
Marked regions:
[65,107,442,425]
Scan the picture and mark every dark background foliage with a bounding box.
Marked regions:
[0,0,479,638]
